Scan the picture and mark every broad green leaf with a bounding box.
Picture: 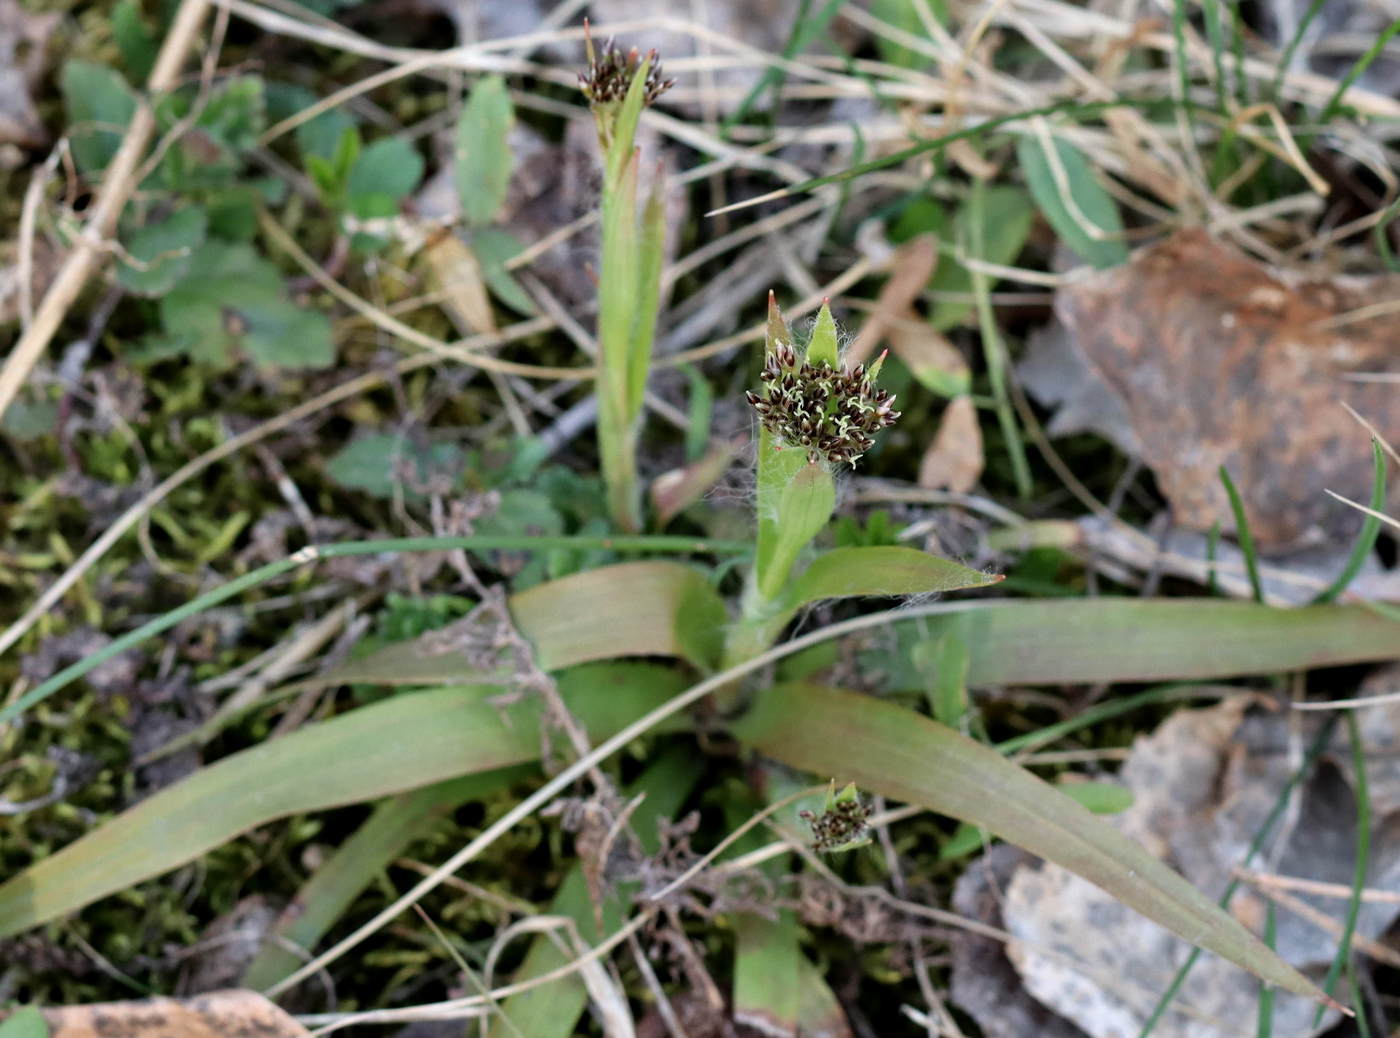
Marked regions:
[112,0,156,80]
[0,1008,46,1038]
[265,82,356,161]
[870,0,946,69]
[781,545,1000,612]
[487,746,700,1038]
[347,136,424,217]
[758,462,837,600]
[324,433,461,500]
[875,599,1400,689]
[511,561,729,672]
[1017,134,1128,268]
[471,228,536,314]
[805,300,839,367]
[734,910,802,1031]
[455,75,515,227]
[61,61,137,173]
[118,207,207,297]
[242,766,531,991]
[929,185,1034,330]
[155,241,334,370]
[734,682,1332,1005]
[0,668,689,938]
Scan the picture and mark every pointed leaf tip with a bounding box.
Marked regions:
[806,300,839,368]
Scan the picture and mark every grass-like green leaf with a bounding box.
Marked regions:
[512,560,728,671]
[242,766,531,991]
[487,746,699,1038]
[734,682,1333,1005]
[1017,133,1128,268]
[781,545,1000,612]
[0,667,690,938]
[877,599,1400,688]
[1220,465,1265,602]
[758,462,836,600]
[456,75,515,227]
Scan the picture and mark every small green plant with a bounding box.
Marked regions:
[580,32,673,532]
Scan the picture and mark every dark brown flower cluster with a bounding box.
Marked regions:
[579,37,674,107]
[800,792,873,854]
[745,343,900,467]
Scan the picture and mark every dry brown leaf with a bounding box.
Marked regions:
[885,309,971,398]
[422,232,495,335]
[919,394,984,492]
[997,696,1400,1038]
[649,438,744,528]
[40,990,310,1037]
[1053,229,1400,550]
[847,235,939,366]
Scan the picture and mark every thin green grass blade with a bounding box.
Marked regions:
[1257,900,1277,1037]
[1206,520,1222,596]
[1202,0,1228,113]
[735,682,1335,1006]
[1138,718,1339,1035]
[880,599,1400,688]
[1219,466,1265,602]
[1318,18,1400,123]
[969,180,1032,498]
[0,666,691,938]
[1347,962,1371,1038]
[242,766,532,992]
[1269,0,1327,104]
[721,0,843,133]
[0,534,746,727]
[1314,439,1386,603]
[1314,710,1370,1023]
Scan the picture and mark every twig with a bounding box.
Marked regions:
[0,0,213,421]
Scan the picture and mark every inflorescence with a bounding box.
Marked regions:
[746,342,900,467]
[800,788,874,854]
[579,36,675,107]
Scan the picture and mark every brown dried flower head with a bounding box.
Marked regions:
[799,783,873,854]
[745,342,900,468]
[579,26,675,108]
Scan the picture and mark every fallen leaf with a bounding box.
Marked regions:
[422,232,496,334]
[919,395,984,492]
[39,990,309,1037]
[998,696,1400,1038]
[0,0,59,151]
[1050,228,1400,550]
[650,438,744,527]
[847,235,939,366]
[886,309,971,398]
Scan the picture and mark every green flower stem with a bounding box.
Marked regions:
[588,50,668,533]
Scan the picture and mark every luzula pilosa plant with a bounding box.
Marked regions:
[580,30,673,532]
[724,294,901,669]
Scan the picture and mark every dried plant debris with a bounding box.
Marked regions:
[950,845,1087,1038]
[984,695,1400,1038]
[34,989,310,1037]
[0,0,58,154]
[1030,229,1400,552]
